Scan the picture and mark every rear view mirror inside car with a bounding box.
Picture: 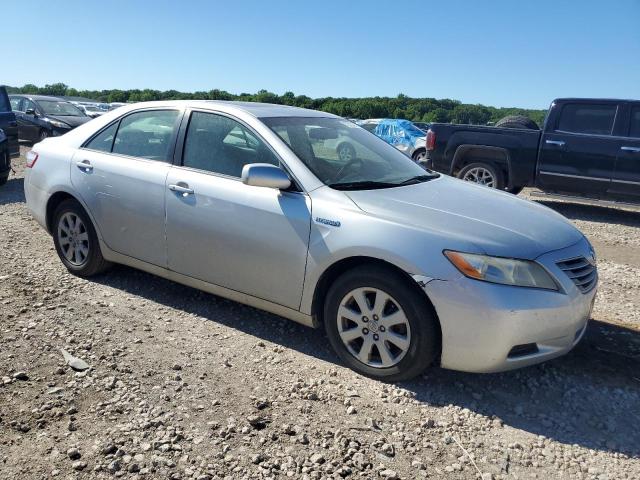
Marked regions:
[308,127,338,140]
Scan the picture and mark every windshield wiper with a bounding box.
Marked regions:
[328,180,399,191]
[397,173,439,185]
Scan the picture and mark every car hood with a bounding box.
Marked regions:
[344,175,583,259]
[47,115,91,128]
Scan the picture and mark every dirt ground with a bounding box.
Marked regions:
[1,147,639,479]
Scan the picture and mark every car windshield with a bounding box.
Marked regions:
[84,105,99,112]
[261,116,437,190]
[38,100,85,116]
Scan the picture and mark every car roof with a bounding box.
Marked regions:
[553,97,639,104]
[9,94,72,102]
[106,100,338,119]
[197,101,337,118]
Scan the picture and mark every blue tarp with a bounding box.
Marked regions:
[373,119,425,148]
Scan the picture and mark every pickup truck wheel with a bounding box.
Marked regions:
[412,149,426,163]
[324,265,439,381]
[458,162,505,190]
[337,143,356,162]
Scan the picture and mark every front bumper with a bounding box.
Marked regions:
[425,238,597,373]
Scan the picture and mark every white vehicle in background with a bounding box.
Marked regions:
[76,104,105,118]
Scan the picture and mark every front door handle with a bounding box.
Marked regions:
[76,160,93,172]
[545,140,566,147]
[621,146,640,153]
[169,183,195,195]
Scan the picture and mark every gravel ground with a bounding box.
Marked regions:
[1,148,639,479]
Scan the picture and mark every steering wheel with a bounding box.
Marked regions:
[330,157,363,183]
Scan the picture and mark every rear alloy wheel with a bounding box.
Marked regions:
[457,162,505,190]
[52,199,111,276]
[324,266,439,381]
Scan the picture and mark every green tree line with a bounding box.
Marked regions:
[6,83,546,126]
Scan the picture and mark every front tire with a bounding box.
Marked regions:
[52,199,111,277]
[324,266,439,382]
[38,129,50,142]
[457,162,505,190]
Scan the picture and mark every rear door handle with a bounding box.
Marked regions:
[169,183,195,195]
[621,146,640,153]
[76,160,93,172]
[545,140,566,147]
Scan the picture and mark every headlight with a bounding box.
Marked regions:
[46,118,70,129]
[444,250,558,290]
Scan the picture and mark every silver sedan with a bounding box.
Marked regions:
[23,101,597,381]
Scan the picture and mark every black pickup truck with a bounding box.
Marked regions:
[425,98,640,204]
[0,86,20,186]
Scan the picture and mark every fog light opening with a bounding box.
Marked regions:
[508,343,539,358]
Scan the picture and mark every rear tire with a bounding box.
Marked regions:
[324,265,439,382]
[495,115,539,130]
[457,162,505,190]
[52,199,111,277]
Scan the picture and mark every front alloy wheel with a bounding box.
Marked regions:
[337,287,411,368]
[324,265,439,381]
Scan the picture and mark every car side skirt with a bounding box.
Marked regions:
[101,246,317,329]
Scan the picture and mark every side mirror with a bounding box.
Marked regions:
[25,108,36,116]
[241,163,291,190]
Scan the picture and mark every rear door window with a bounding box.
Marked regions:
[629,106,640,138]
[557,104,617,135]
[112,110,180,161]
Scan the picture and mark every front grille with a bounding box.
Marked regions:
[556,257,598,293]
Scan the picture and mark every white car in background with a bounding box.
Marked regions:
[76,104,105,119]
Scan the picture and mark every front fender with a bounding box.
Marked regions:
[299,198,465,315]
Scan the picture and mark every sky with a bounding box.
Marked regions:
[5,0,640,109]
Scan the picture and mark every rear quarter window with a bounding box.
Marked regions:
[557,103,617,136]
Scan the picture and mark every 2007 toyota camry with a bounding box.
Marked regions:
[23,101,597,381]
